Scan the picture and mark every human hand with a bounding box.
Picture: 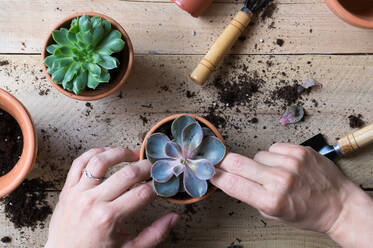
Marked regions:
[210,143,371,235]
[45,147,179,248]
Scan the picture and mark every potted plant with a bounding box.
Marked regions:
[0,89,37,198]
[41,12,134,101]
[140,114,226,204]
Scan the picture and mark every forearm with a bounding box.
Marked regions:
[328,183,373,248]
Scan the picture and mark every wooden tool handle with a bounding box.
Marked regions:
[337,123,373,155]
[190,10,251,85]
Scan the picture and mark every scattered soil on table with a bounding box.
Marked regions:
[38,89,50,96]
[348,114,364,128]
[276,39,284,47]
[1,179,53,230]
[0,236,11,243]
[0,109,23,176]
[140,115,148,126]
[260,1,277,21]
[186,90,196,98]
[227,238,243,248]
[271,82,311,108]
[0,60,9,66]
[214,74,263,107]
[204,106,227,129]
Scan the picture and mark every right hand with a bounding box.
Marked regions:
[211,143,373,247]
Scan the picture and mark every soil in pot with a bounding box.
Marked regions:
[0,108,23,176]
[145,119,214,202]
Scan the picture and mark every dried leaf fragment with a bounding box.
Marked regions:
[280,105,304,126]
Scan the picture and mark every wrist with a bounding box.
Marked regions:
[327,182,373,247]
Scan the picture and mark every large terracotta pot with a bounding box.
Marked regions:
[42,12,134,101]
[140,113,225,204]
[171,0,213,17]
[325,0,373,28]
[0,89,37,198]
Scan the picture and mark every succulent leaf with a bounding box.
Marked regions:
[145,133,170,163]
[192,136,226,165]
[98,54,119,70]
[183,166,208,198]
[52,28,70,45]
[44,15,125,95]
[182,122,203,157]
[187,159,215,180]
[151,160,181,183]
[202,127,216,137]
[171,115,197,145]
[153,176,180,197]
[165,142,182,158]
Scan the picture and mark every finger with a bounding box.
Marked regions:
[254,151,298,170]
[94,160,152,201]
[65,147,112,188]
[210,168,268,210]
[111,182,156,217]
[123,213,179,248]
[269,143,305,158]
[78,148,139,190]
[219,153,275,184]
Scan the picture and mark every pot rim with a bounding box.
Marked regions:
[41,12,134,101]
[0,89,37,198]
[140,113,225,204]
[324,0,373,28]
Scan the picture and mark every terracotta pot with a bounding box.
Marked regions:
[325,0,373,28]
[42,12,134,101]
[140,113,225,204]
[0,89,37,198]
[171,0,213,17]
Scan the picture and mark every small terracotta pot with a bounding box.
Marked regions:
[171,0,213,17]
[42,12,134,101]
[140,113,225,204]
[0,89,37,198]
[325,0,373,28]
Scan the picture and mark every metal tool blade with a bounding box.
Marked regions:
[300,133,338,161]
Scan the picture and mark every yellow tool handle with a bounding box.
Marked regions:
[190,10,251,85]
[337,123,373,155]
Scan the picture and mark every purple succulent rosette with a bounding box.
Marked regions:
[146,115,226,198]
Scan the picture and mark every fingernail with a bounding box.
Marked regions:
[170,214,180,227]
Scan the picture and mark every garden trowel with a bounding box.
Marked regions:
[301,123,373,161]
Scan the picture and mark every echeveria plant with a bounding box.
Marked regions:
[44,15,125,95]
[146,115,226,198]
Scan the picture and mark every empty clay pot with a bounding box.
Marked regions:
[171,0,213,17]
[0,89,37,198]
[140,113,225,204]
[325,0,373,28]
[42,12,134,101]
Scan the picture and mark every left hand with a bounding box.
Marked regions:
[45,147,179,248]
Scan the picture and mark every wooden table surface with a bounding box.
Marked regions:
[1,0,373,247]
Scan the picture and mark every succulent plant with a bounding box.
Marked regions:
[43,15,125,95]
[146,115,226,198]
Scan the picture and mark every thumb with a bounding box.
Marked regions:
[122,213,179,248]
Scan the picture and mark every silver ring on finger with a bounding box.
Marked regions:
[82,168,103,182]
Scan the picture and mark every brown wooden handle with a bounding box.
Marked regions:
[190,10,251,85]
[337,123,373,155]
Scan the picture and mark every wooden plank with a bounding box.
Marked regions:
[1,54,372,190]
[0,191,351,248]
[0,0,372,54]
